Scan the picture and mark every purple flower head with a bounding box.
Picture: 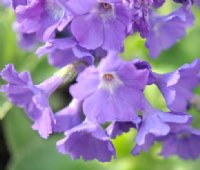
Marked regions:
[135,99,192,145]
[131,0,153,37]
[160,125,200,160]
[53,99,83,133]
[13,0,72,44]
[56,121,116,162]
[0,64,75,138]
[132,117,193,156]
[146,7,194,58]
[70,54,149,124]
[67,0,130,51]
[106,121,137,139]
[154,59,200,112]
[36,37,94,71]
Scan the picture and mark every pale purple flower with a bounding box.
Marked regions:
[67,0,131,51]
[154,59,200,112]
[160,125,200,160]
[132,123,194,156]
[56,121,116,162]
[70,54,149,124]
[36,37,94,69]
[0,64,65,138]
[135,99,192,145]
[146,7,194,58]
[13,0,71,44]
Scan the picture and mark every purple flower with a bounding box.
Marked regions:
[36,37,94,69]
[56,121,116,162]
[135,99,192,145]
[67,0,130,51]
[70,54,149,124]
[0,64,72,138]
[160,125,200,160]
[13,0,71,44]
[154,59,200,112]
[131,0,153,37]
[146,7,194,58]
[53,99,83,133]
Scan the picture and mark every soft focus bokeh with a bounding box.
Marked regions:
[1,3,200,170]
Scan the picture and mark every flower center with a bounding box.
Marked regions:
[98,72,123,93]
[103,73,114,81]
[101,3,112,10]
[94,2,115,20]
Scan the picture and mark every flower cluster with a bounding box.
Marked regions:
[9,0,198,58]
[0,0,200,162]
[1,53,200,161]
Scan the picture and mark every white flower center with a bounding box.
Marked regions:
[98,72,123,93]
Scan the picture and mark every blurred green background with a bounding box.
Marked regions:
[0,3,200,170]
